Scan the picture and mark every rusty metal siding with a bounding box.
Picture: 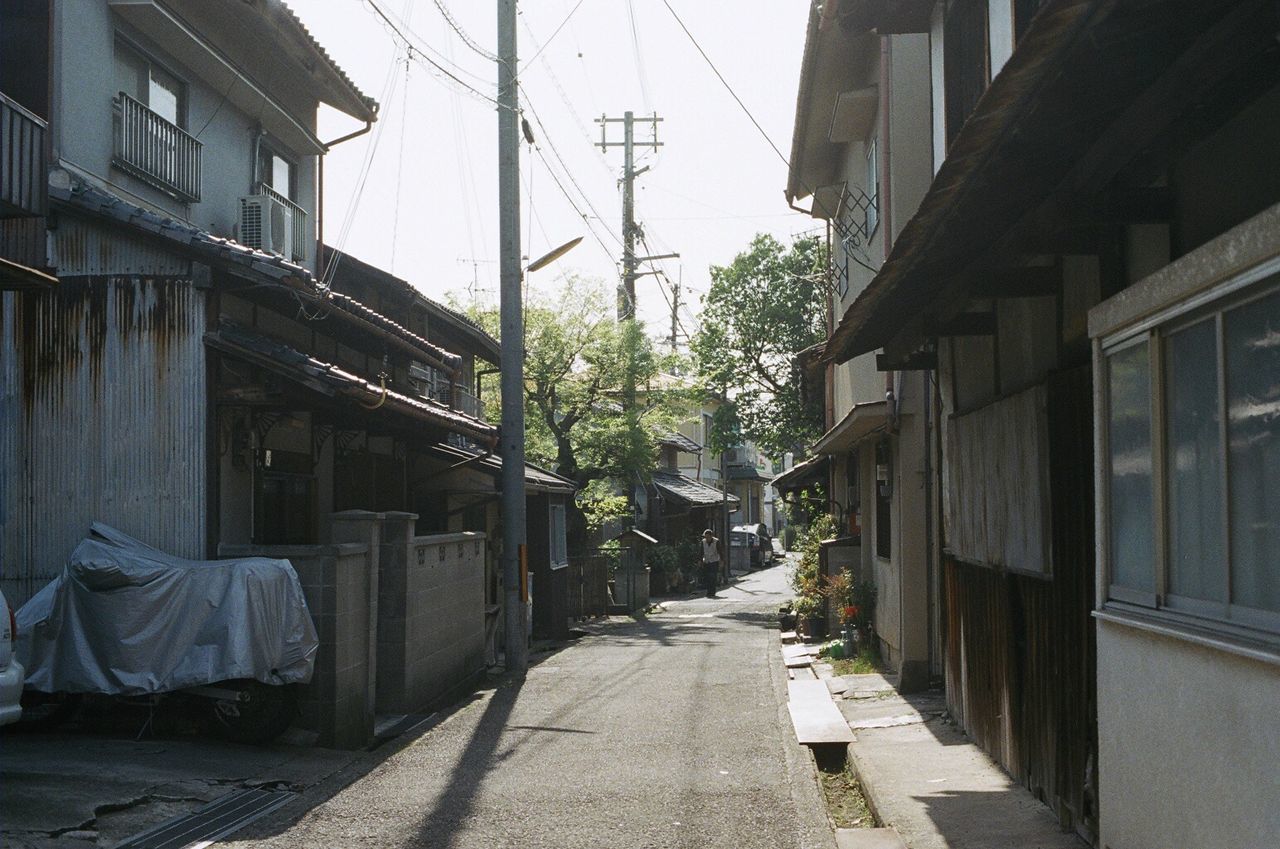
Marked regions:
[49,217,192,278]
[0,277,207,606]
[943,365,1097,843]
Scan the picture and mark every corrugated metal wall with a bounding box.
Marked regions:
[0,276,207,606]
[943,365,1097,843]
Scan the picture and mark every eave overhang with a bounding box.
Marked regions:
[827,0,1280,363]
[811,400,887,455]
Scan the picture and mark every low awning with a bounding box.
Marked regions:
[770,454,829,492]
[0,255,57,291]
[206,322,496,445]
[658,431,702,454]
[726,464,770,483]
[812,400,887,454]
[826,0,1276,361]
[651,471,739,509]
[426,442,577,495]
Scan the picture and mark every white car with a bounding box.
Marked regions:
[0,588,23,725]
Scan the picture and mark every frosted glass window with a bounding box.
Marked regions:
[1108,343,1154,591]
[1165,320,1225,602]
[1226,290,1280,613]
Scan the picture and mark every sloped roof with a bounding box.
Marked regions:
[427,443,578,495]
[206,322,495,444]
[658,431,702,454]
[53,176,459,370]
[651,471,739,508]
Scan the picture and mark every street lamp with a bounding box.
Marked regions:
[527,237,583,274]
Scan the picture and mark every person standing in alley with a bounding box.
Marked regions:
[700,529,722,598]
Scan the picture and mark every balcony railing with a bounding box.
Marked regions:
[113,93,202,203]
[0,91,47,218]
[255,182,308,263]
[453,386,486,420]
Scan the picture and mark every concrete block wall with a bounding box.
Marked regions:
[218,541,374,749]
[377,527,487,714]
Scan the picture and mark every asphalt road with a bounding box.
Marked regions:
[226,562,834,849]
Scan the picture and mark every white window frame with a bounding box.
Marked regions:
[1097,259,1280,650]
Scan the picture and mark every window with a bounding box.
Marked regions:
[114,38,185,126]
[549,503,568,566]
[257,144,297,201]
[1102,278,1280,632]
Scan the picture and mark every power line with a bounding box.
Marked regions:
[430,0,497,61]
[521,0,589,70]
[659,0,789,170]
[625,0,653,111]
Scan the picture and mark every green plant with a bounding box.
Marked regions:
[793,595,822,618]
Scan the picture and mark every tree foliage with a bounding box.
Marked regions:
[692,234,828,458]
[464,277,693,544]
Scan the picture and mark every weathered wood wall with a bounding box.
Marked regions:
[943,383,1053,575]
[944,366,1097,843]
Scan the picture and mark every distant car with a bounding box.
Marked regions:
[0,589,23,726]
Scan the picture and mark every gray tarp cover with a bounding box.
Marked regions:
[16,524,318,694]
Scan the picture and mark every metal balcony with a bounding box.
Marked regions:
[113,93,202,203]
[0,91,47,218]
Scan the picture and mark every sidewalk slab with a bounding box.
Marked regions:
[838,694,1085,849]
[835,827,908,849]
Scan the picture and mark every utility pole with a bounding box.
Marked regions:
[497,0,527,675]
[596,112,664,321]
[670,268,681,354]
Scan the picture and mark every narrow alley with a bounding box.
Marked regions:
[222,566,834,849]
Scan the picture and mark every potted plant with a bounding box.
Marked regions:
[794,594,826,641]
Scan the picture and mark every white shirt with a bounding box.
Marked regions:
[701,538,720,564]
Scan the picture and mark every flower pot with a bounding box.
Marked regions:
[801,615,827,641]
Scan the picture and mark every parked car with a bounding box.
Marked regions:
[0,589,23,726]
[733,523,777,568]
[731,525,773,569]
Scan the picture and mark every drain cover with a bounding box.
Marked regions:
[113,788,295,849]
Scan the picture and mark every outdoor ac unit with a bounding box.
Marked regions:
[239,194,293,259]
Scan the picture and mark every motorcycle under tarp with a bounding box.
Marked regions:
[16,523,318,695]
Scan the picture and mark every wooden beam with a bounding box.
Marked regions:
[977,266,1061,298]
[877,351,938,371]
[936,312,996,337]
[1065,187,1176,225]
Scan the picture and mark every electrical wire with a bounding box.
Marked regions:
[521,0,589,70]
[659,0,789,170]
[390,52,412,272]
[625,0,652,111]
[430,0,498,61]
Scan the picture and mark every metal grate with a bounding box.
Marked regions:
[239,199,263,253]
[112,788,295,849]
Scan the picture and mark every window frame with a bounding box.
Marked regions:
[114,36,188,129]
[1099,263,1280,641]
[865,135,880,239]
[257,141,298,201]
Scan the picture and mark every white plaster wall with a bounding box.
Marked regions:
[888,33,934,243]
[930,3,946,174]
[1097,619,1280,849]
[988,1,1015,78]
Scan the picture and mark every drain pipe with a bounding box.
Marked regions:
[317,120,374,278]
[880,34,899,431]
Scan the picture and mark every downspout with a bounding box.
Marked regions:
[317,120,374,279]
[880,34,899,431]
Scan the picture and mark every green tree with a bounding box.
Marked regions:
[692,233,828,458]
[463,277,693,548]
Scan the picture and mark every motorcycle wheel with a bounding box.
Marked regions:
[16,691,82,731]
[208,680,297,745]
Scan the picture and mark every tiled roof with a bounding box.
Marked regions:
[207,322,495,444]
[53,177,459,370]
[651,471,739,508]
[272,0,378,120]
[427,442,578,494]
[658,431,702,453]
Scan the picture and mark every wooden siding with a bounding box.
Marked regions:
[944,383,1053,575]
[944,365,1097,843]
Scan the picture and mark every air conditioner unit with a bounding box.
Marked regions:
[239,194,293,259]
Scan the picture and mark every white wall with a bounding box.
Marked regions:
[1097,619,1280,848]
[988,1,1015,78]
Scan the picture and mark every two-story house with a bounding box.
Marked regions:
[803,1,1280,846]
[786,0,936,694]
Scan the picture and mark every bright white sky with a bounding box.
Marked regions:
[290,0,816,341]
